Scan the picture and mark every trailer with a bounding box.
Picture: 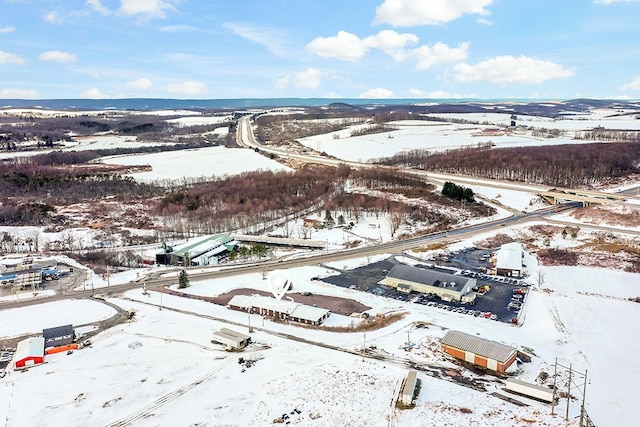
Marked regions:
[505,378,555,403]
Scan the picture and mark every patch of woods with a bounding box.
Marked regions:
[156,166,494,235]
[0,113,234,150]
[536,248,579,266]
[376,142,640,187]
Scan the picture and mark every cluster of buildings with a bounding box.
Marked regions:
[0,257,64,290]
[13,324,76,370]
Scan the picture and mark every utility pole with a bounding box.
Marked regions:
[362,332,366,361]
[579,370,588,427]
[566,363,572,421]
[551,358,558,416]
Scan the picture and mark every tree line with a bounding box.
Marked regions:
[376,142,640,187]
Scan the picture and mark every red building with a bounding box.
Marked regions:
[441,330,517,373]
[14,337,45,369]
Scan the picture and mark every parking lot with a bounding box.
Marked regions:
[319,248,529,324]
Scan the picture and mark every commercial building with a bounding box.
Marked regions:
[156,233,239,266]
[398,370,418,406]
[14,337,45,370]
[228,294,330,326]
[211,328,251,350]
[385,264,476,303]
[494,242,525,278]
[440,330,517,373]
[43,324,75,349]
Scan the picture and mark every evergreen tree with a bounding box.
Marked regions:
[178,269,190,289]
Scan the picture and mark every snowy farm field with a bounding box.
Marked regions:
[103,145,291,183]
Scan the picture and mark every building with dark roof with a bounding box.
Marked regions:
[43,324,74,348]
[440,330,517,373]
[385,264,476,303]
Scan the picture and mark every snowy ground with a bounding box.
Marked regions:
[1,108,640,425]
[103,146,291,183]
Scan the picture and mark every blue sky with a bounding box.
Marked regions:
[1,0,639,100]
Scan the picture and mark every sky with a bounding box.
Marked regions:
[1,0,640,100]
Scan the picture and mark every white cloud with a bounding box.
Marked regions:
[0,88,39,99]
[374,0,493,26]
[0,26,15,34]
[306,31,368,61]
[38,50,77,63]
[44,11,64,24]
[620,77,640,91]
[118,0,178,19]
[359,88,395,98]
[362,30,418,61]
[453,55,575,85]
[223,22,289,57]
[0,51,25,65]
[477,18,493,25]
[80,88,108,99]
[126,77,153,90]
[276,68,322,90]
[412,41,469,70]
[86,0,111,15]
[165,81,207,96]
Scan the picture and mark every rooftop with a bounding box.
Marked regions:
[441,330,517,363]
[386,264,473,292]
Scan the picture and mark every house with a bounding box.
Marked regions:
[14,337,45,370]
[440,330,517,373]
[212,328,251,350]
[494,242,525,278]
[398,370,418,406]
[228,294,330,326]
[43,324,75,349]
[385,264,476,303]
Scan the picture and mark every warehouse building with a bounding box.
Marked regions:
[385,264,476,303]
[156,233,239,266]
[212,328,251,350]
[14,337,45,370]
[43,324,75,349]
[440,330,517,373]
[228,294,330,326]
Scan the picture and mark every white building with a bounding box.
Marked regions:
[495,242,526,278]
[211,328,251,350]
[228,294,330,326]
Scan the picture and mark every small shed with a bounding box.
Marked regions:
[440,330,517,373]
[399,370,418,406]
[43,324,75,348]
[212,328,251,350]
[14,337,45,369]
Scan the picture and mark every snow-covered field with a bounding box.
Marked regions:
[102,146,292,183]
[2,260,639,426]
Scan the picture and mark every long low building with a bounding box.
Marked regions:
[385,264,476,303]
[440,330,517,373]
[398,370,418,407]
[212,328,251,350]
[228,294,330,326]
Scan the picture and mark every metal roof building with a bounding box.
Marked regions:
[212,328,251,350]
[14,337,45,370]
[385,264,476,303]
[495,242,524,278]
[157,233,238,266]
[43,324,75,348]
[399,370,418,406]
[228,294,330,326]
[440,330,517,373]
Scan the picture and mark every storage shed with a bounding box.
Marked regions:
[440,330,517,373]
[212,328,251,350]
[43,324,75,348]
[14,337,45,369]
[399,370,418,406]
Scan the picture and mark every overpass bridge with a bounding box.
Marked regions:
[539,189,626,206]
